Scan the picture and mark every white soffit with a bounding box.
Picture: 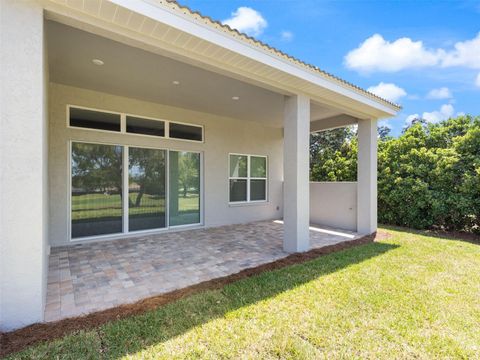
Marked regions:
[43,0,399,119]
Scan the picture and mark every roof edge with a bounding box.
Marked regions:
[160,0,401,112]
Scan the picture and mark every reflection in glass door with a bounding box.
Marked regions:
[169,151,201,226]
[128,147,166,231]
[71,143,202,239]
[71,142,123,238]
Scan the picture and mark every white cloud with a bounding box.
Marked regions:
[345,32,480,73]
[476,73,480,87]
[367,82,407,102]
[344,34,441,72]
[441,33,480,68]
[422,104,455,123]
[222,7,267,37]
[280,31,294,42]
[406,104,456,125]
[426,87,452,99]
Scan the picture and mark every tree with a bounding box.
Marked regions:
[402,117,427,133]
[71,143,123,196]
[178,153,199,198]
[128,148,166,207]
[310,115,480,233]
[378,125,391,141]
[310,126,357,181]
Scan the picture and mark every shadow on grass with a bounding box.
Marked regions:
[380,224,480,245]
[97,241,398,359]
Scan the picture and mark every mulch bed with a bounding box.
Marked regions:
[1,233,378,357]
[380,224,480,244]
[425,229,480,244]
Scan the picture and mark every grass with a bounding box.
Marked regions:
[71,193,200,220]
[6,228,480,359]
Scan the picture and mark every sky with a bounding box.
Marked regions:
[179,0,480,136]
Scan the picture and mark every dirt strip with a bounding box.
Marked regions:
[1,233,377,357]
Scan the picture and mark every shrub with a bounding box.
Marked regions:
[310,115,480,233]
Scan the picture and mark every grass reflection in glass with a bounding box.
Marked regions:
[71,143,123,238]
[128,147,166,231]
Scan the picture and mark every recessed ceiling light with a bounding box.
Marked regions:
[232,96,240,101]
[92,59,104,66]
[172,80,180,85]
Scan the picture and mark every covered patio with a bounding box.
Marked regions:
[45,220,362,322]
[1,0,398,331]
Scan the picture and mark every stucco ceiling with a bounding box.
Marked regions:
[47,21,342,127]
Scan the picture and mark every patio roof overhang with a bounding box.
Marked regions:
[42,0,399,124]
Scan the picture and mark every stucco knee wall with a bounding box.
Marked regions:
[48,83,284,246]
[309,182,357,231]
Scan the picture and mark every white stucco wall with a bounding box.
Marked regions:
[49,83,284,246]
[0,0,48,331]
[310,182,357,231]
[357,119,378,234]
[283,95,310,252]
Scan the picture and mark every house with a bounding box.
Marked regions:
[0,0,399,331]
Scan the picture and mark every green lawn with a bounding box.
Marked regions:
[6,228,480,359]
[72,193,199,220]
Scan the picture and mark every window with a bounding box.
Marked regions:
[69,107,121,132]
[126,116,165,137]
[128,147,166,231]
[68,106,203,142]
[169,151,201,226]
[169,122,203,141]
[71,142,123,238]
[229,154,267,203]
[71,141,202,240]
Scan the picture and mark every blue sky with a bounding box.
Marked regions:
[179,0,480,136]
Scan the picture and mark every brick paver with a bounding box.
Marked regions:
[45,220,360,322]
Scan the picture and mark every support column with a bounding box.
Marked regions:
[283,95,310,252]
[357,119,378,234]
[0,0,48,330]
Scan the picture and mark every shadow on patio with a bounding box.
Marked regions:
[92,241,399,358]
[2,235,398,358]
[45,220,364,322]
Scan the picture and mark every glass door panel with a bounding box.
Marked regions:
[71,142,123,238]
[128,147,167,231]
[169,151,201,226]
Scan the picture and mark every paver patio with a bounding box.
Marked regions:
[45,220,361,322]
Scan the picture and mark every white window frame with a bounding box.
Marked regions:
[66,104,204,143]
[68,139,204,243]
[228,153,268,205]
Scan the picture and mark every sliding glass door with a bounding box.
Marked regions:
[128,147,166,231]
[169,151,201,226]
[71,142,201,239]
[71,143,123,238]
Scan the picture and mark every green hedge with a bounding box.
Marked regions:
[310,115,480,233]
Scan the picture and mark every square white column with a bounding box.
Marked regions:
[283,95,310,252]
[357,118,378,234]
[0,0,48,330]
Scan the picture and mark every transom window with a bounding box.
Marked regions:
[68,106,204,142]
[229,154,267,203]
